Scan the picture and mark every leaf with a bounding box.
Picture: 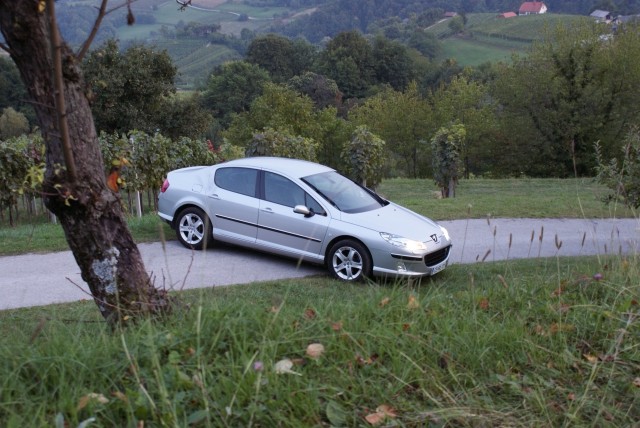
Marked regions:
[478,298,489,310]
[77,393,109,411]
[326,401,348,426]
[633,377,640,388]
[365,411,386,425]
[274,358,301,375]
[187,409,209,425]
[376,404,397,418]
[306,343,325,359]
[304,308,316,319]
[407,295,420,309]
[583,353,598,364]
[331,321,343,331]
[379,297,390,307]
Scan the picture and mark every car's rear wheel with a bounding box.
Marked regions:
[327,239,372,281]
[175,207,213,250]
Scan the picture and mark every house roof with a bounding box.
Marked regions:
[498,12,517,18]
[590,10,610,18]
[519,2,546,13]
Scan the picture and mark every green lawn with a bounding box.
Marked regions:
[1,256,638,426]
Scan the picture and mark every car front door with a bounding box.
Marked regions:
[257,171,331,261]
[207,167,259,245]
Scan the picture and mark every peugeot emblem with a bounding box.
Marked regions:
[431,234,438,243]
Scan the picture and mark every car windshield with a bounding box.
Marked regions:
[301,171,385,213]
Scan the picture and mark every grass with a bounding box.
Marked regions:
[1,178,638,426]
[1,255,638,426]
[0,178,634,256]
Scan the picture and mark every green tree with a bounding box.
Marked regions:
[595,126,640,209]
[0,57,34,125]
[431,123,466,198]
[349,82,433,178]
[0,138,31,225]
[315,31,375,99]
[202,61,271,127]
[371,36,415,91]
[224,83,320,147]
[155,93,212,141]
[0,107,30,139]
[287,71,342,110]
[246,34,316,82]
[492,22,640,176]
[341,125,385,187]
[83,40,177,135]
[431,72,496,177]
[246,127,318,161]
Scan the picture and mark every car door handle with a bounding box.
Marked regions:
[261,207,273,213]
[209,193,220,199]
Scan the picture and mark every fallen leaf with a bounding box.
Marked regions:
[306,343,325,359]
[274,358,301,375]
[331,321,343,331]
[111,391,128,402]
[376,404,397,418]
[365,411,386,425]
[402,323,411,331]
[304,308,317,319]
[407,295,419,309]
[633,377,640,388]
[379,297,390,307]
[567,392,576,401]
[478,298,489,310]
[583,353,598,364]
[77,393,109,411]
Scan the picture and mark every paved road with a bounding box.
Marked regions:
[1,218,638,310]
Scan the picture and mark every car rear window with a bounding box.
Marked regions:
[214,167,258,197]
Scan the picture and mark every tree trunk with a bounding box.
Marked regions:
[0,2,170,324]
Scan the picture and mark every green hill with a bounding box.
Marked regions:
[429,13,591,66]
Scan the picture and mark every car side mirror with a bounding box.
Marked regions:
[294,205,314,217]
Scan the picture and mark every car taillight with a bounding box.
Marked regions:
[160,179,170,193]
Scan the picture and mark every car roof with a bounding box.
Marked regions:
[218,157,334,178]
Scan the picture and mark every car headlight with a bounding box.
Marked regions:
[380,232,427,252]
[440,226,450,241]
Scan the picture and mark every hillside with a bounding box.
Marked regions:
[427,13,590,66]
[57,1,613,88]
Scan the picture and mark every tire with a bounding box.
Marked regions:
[175,207,213,250]
[327,239,372,281]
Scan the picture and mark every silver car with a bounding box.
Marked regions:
[158,157,452,281]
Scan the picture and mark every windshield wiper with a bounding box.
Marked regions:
[302,180,341,210]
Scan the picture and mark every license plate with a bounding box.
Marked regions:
[430,261,447,275]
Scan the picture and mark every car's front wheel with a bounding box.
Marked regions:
[327,239,372,281]
[175,207,213,250]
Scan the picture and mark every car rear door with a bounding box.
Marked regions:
[256,171,331,261]
[207,167,259,245]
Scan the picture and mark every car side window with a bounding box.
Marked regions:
[264,172,326,215]
[214,167,258,197]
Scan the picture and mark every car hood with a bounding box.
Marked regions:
[339,203,443,241]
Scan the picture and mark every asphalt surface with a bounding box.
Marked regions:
[1,218,638,310]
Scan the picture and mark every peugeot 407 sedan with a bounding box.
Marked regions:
[158,157,452,282]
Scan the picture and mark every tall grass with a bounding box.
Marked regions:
[1,255,638,426]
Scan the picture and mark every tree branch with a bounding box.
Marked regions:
[76,0,109,61]
[48,0,77,181]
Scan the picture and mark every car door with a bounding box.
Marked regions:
[257,171,331,261]
[207,167,259,245]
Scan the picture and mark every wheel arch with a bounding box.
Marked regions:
[172,202,209,229]
[324,235,372,266]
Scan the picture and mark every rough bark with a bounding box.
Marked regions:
[0,1,170,324]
